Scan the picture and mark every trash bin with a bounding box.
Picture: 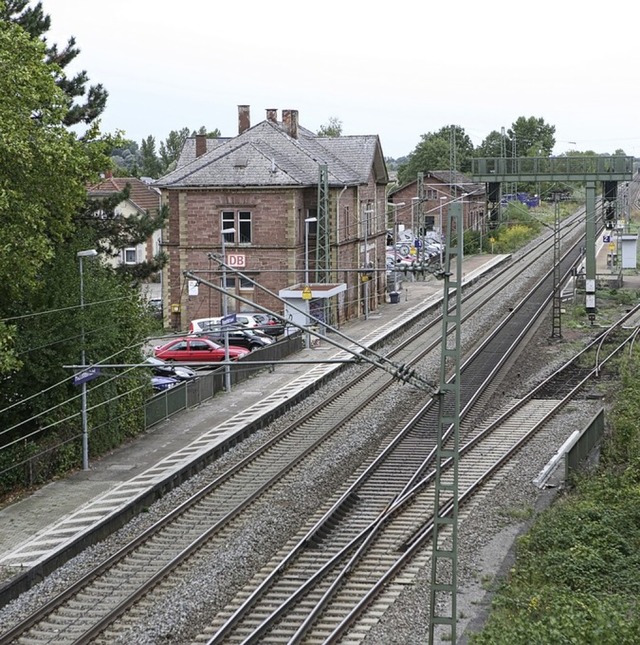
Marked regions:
[389,292,400,304]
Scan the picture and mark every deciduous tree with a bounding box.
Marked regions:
[398,125,474,185]
[507,116,555,157]
[317,116,343,137]
[0,14,96,371]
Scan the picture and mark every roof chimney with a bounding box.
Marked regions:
[282,109,298,139]
[238,105,250,134]
[195,133,207,158]
[266,108,278,123]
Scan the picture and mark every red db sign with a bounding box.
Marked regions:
[226,254,246,268]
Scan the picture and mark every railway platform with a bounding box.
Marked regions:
[0,252,512,600]
[3,239,637,602]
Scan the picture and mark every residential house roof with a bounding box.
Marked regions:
[87,176,161,212]
[426,170,485,196]
[389,170,485,198]
[176,137,231,167]
[155,117,388,189]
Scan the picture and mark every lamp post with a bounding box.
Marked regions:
[304,217,317,350]
[77,249,97,471]
[221,228,235,392]
[460,193,468,262]
[439,196,447,266]
[411,197,419,252]
[363,208,374,320]
[387,202,405,293]
[304,217,317,285]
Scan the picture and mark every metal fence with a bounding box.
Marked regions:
[145,332,303,428]
[565,407,605,482]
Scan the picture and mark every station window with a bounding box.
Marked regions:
[222,211,252,244]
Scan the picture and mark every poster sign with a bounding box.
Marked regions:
[73,366,101,386]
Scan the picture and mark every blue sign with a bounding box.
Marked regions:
[221,313,237,326]
[603,235,611,243]
[73,366,101,386]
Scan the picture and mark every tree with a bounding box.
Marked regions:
[0,14,99,371]
[2,0,108,128]
[78,186,169,281]
[159,127,191,174]
[139,136,163,178]
[0,237,155,487]
[397,125,474,185]
[475,130,506,158]
[317,117,343,138]
[111,127,223,179]
[0,3,166,487]
[507,116,556,157]
[110,139,141,176]
[194,125,221,139]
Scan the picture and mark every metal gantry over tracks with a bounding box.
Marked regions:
[472,155,634,320]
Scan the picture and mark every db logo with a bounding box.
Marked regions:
[226,254,246,267]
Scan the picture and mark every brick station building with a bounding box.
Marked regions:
[155,106,390,331]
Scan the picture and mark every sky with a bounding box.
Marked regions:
[41,0,640,160]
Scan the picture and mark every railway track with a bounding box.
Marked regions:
[0,208,607,644]
[193,304,640,645]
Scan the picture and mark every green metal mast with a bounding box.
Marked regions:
[429,200,463,644]
[315,164,330,283]
[551,193,562,338]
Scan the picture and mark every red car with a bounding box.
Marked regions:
[154,337,249,363]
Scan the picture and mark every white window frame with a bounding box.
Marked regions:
[222,210,252,244]
[123,247,137,264]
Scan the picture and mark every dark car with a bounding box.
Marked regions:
[194,329,273,351]
[146,356,198,381]
[152,375,180,392]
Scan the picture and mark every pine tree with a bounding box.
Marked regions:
[140,136,163,178]
[2,0,108,127]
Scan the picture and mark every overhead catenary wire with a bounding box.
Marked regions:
[0,295,134,324]
[186,260,437,391]
[0,340,151,431]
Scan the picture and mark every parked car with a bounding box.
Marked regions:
[189,313,286,337]
[240,312,286,337]
[194,328,273,351]
[152,375,180,392]
[189,314,261,333]
[154,337,249,362]
[145,356,198,381]
[386,253,415,271]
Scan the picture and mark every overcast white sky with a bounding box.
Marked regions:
[42,0,640,159]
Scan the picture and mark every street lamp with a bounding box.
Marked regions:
[304,217,317,350]
[439,197,448,266]
[221,228,235,393]
[387,202,405,294]
[77,249,98,471]
[304,217,317,285]
[362,208,374,320]
[411,197,419,245]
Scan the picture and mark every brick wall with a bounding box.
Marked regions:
[161,182,389,330]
